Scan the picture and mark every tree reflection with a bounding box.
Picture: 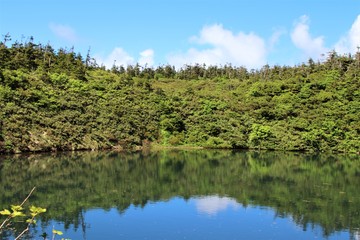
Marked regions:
[0,150,359,237]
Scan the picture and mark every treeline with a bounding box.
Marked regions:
[0,35,359,153]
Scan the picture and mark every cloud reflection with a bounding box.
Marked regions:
[194,196,240,216]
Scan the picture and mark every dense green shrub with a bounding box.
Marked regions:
[0,36,359,153]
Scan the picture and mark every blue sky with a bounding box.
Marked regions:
[1,0,359,69]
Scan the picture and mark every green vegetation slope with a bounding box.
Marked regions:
[0,36,359,153]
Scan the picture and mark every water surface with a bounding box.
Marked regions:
[0,150,359,239]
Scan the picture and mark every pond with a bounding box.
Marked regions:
[0,150,359,239]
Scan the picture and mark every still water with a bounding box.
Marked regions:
[0,150,359,239]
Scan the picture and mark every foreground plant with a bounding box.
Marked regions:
[0,187,46,239]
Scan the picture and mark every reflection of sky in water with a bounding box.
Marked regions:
[194,195,240,216]
[34,196,352,240]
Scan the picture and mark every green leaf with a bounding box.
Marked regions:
[12,210,26,217]
[53,230,63,235]
[0,209,11,215]
[11,205,23,212]
[30,205,47,214]
[26,219,36,224]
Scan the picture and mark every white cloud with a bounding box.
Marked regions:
[194,196,240,216]
[269,28,286,50]
[139,49,155,66]
[291,15,328,60]
[167,24,267,69]
[95,48,155,69]
[93,16,360,70]
[49,23,79,43]
[95,47,135,68]
[335,15,360,54]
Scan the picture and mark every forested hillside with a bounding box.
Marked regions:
[0,36,359,153]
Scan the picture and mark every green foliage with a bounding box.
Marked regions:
[52,229,63,236]
[0,187,47,239]
[249,124,273,149]
[0,36,359,153]
[204,137,231,148]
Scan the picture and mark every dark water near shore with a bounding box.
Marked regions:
[0,150,359,239]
